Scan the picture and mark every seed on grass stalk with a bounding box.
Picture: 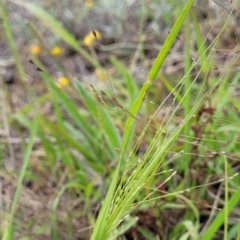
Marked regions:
[144,100,155,105]
[192,141,198,145]
[29,59,43,72]
[117,103,123,109]
[230,173,238,179]
[170,152,178,158]
[100,90,106,96]
[111,95,117,102]
[225,139,232,145]
[89,84,97,93]
[203,94,209,100]
[92,30,97,38]
[36,67,43,72]
[97,94,106,105]
[212,84,220,93]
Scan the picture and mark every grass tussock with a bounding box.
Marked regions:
[0,0,240,239]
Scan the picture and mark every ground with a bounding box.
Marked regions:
[1,0,240,239]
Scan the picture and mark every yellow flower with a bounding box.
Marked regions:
[30,45,41,55]
[83,30,101,47]
[85,0,94,7]
[95,68,107,81]
[51,46,63,56]
[56,77,70,88]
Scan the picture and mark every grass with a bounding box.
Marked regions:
[1,0,240,239]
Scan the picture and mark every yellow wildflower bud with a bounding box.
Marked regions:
[51,46,63,56]
[56,77,70,88]
[30,45,41,55]
[85,0,94,7]
[83,30,101,47]
[95,68,107,81]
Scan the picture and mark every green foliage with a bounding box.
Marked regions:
[1,0,240,239]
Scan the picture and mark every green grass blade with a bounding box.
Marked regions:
[3,115,39,239]
[159,73,183,102]
[0,0,25,80]
[40,117,98,165]
[121,0,194,153]
[191,9,211,72]
[91,1,194,239]
[224,156,229,240]
[76,82,121,148]
[201,186,240,240]
[237,223,240,240]
[40,72,115,162]
[183,15,192,171]
[110,56,139,106]
[90,168,120,240]
[40,73,96,143]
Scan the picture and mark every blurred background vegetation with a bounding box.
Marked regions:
[1,0,240,239]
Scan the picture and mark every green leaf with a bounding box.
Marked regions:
[201,186,240,240]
